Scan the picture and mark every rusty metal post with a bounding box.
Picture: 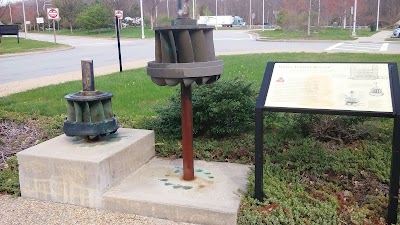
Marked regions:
[81,59,95,92]
[181,83,194,180]
[180,0,194,181]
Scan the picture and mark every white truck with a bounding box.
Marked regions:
[197,16,246,27]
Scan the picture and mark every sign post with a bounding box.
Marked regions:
[115,16,122,72]
[47,8,59,43]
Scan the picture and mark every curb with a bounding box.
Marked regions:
[256,38,338,43]
[0,46,75,58]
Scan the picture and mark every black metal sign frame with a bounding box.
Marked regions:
[254,62,400,224]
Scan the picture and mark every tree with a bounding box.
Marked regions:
[53,0,83,33]
[279,0,308,31]
[77,3,112,33]
[128,2,141,18]
[0,0,8,22]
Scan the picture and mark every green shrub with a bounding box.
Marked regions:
[143,78,257,138]
[0,156,20,196]
[293,114,369,147]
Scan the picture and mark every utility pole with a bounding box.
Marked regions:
[35,0,40,31]
[167,0,169,18]
[352,0,357,36]
[307,0,311,36]
[22,0,27,38]
[192,0,195,19]
[249,0,252,28]
[140,0,145,39]
[318,0,321,26]
[215,0,218,30]
[8,2,12,24]
[262,0,265,31]
[376,0,380,31]
[35,0,39,16]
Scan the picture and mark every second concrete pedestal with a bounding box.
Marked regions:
[17,128,155,208]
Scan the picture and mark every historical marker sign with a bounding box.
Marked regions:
[264,63,393,113]
[254,62,400,224]
[47,8,59,20]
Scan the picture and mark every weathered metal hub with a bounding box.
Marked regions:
[64,60,118,139]
[147,18,223,87]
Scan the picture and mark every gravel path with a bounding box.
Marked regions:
[0,195,197,225]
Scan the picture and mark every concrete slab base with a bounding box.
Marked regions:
[17,128,155,208]
[103,157,251,225]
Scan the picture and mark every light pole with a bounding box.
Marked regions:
[35,0,39,31]
[22,0,27,38]
[307,0,311,36]
[215,0,218,30]
[352,0,357,36]
[317,0,321,26]
[140,0,145,39]
[376,0,380,31]
[167,0,169,18]
[249,0,252,28]
[8,2,12,24]
[262,0,264,31]
[35,0,39,16]
[192,0,195,19]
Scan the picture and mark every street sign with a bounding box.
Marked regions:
[115,10,123,20]
[36,17,44,24]
[47,8,59,20]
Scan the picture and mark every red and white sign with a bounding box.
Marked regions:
[47,8,59,20]
[115,10,123,19]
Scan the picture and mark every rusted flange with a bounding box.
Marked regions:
[147,61,223,86]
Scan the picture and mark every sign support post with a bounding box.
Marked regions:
[388,116,400,223]
[254,108,264,201]
[53,20,56,43]
[115,16,122,72]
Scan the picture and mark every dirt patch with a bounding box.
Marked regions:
[0,120,44,168]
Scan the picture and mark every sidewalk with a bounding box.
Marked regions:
[0,59,149,97]
[0,195,196,225]
[353,30,393,42]
[256,30,395,43]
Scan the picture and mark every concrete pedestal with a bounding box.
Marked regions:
[17,128,155,208]
[103,158,250,225]
[17,128,251,225]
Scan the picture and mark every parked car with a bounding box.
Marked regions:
[393,25,400,38]
[263,22,274,28]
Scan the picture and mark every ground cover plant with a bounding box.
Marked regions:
[256,28,375,40]
[0,37,66,55]
[1,52,400,223]
[34,27,155,39]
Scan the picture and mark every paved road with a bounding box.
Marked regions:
[1,30,400,85]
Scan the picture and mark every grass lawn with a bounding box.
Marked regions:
[1,52,399,118]
[256,27,375,40]
[0,37,67,55]
[386,37,400,41]
[1,52,400,223]
[35,26,155,39]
